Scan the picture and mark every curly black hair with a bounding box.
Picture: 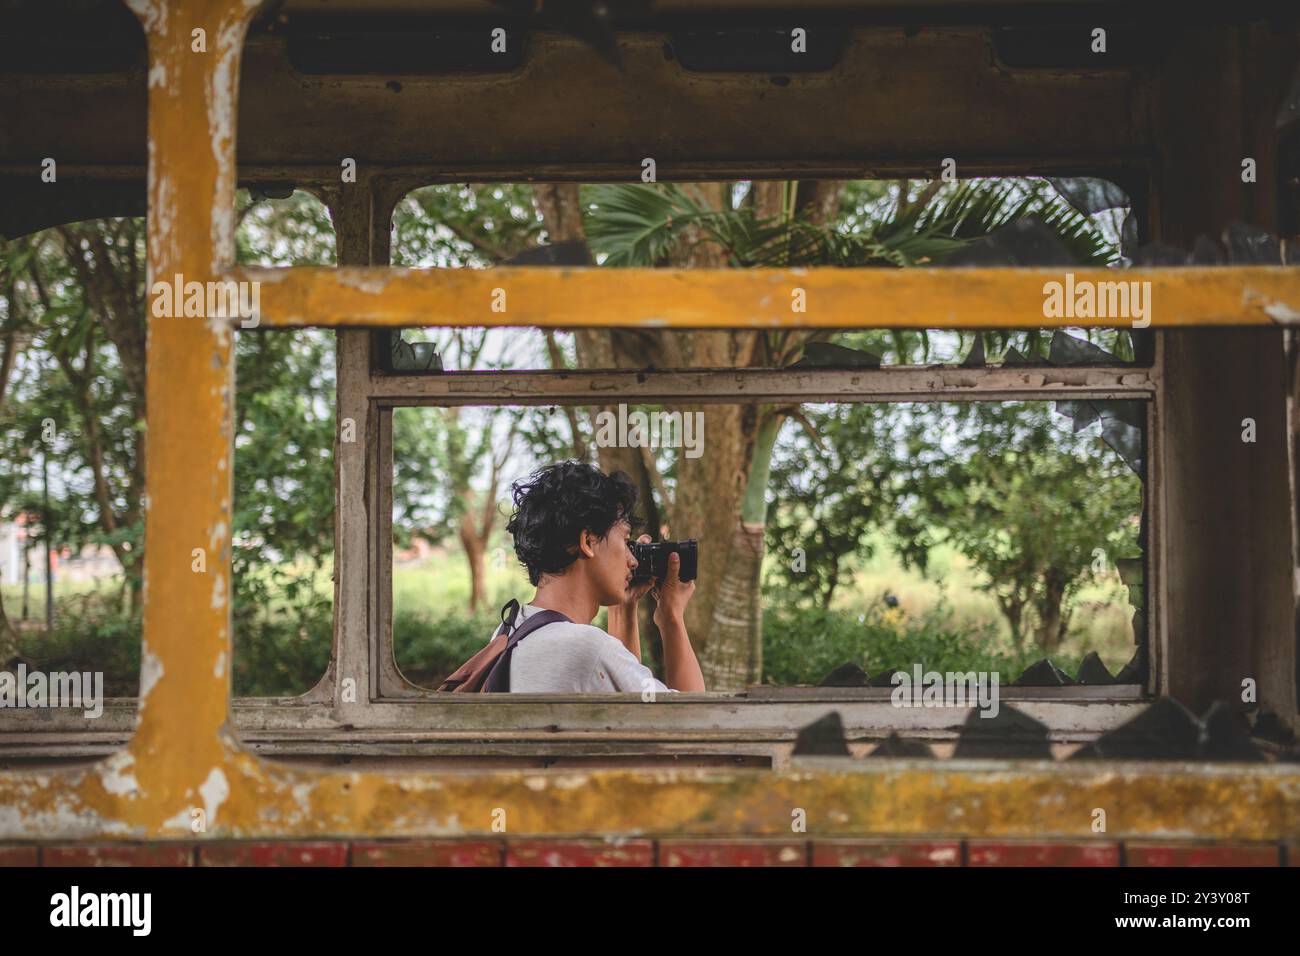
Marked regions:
[505,461,642,586]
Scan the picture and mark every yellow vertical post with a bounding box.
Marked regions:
[127,0,255,827]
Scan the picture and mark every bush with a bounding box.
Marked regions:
[14,591,141,697]
[393,608,497,687]
[9,586,335,699]
[232,591,332,698]
[762,602,1073,686]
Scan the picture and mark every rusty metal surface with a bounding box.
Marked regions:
[2,0,1300,843]
[1,22,1151,174]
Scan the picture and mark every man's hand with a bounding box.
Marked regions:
[621,533,655,607]
[651,550,695,626]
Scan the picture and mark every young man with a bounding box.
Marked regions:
[501,461,706,693]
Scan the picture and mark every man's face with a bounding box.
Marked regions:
[581,519,637,605]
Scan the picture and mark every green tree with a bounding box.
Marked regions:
[765,401,895,609]
[230,190,337,694]
[0,222,148,615]
[889,401,1142,650]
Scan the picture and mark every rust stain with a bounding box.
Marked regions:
[4,737,1300,840]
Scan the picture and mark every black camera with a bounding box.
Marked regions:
[630,539,698,583]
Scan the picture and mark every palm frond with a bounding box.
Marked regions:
[582,178,1121,271]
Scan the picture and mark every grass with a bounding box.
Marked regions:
[825,531,1136,675]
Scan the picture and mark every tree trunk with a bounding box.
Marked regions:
[700,519,765,688]
[998,593,1028,651]
[700,410,782,689]
[1033,573,1070,652]
[458,509,488,613]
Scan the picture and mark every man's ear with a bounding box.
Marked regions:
[577,529,596,559]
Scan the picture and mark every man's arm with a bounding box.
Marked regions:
[605,601,642,661]
[607,534,656,661]
[652,552,705,692]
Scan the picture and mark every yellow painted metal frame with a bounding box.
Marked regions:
[2,0,1299,842]
[239,265,1300,329]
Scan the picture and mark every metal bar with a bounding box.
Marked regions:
[127,0,247,802]
[233,265,1300,330]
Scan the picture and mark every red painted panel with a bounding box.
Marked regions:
[44,844,194,867]
[659,840,806,867]
[505,839,653,867]
[0,846,40,867]
[1125,843,1280,867]
[968,842,1119,867]
[812,840,961,867]
[198,842,349,867]
[351,840,503,867]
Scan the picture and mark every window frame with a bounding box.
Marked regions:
[0,219,1169,755]
[355,326,1163,732]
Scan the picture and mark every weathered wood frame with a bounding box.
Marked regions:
[1,0,1298,842]
[363,360,1161,702]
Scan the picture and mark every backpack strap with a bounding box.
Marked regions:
[496,598,521,637]
[481,604,570,693]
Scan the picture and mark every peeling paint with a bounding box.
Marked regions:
[1245,287,1300,323]
[210,569,226,610]
[151,172,178,279]
[99,752,140,798]
[1264,301,1300,323]
[199,767,230,825]
[207,18,244,271]
[206,311,233,346]
[139,646,164,700]
[125,0,165,35]
[338,270,392,295]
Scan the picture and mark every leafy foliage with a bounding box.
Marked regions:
[888,402,1142,649]
[762,602,1058,687]
[766,402,894,608]
[582,178,1118,269]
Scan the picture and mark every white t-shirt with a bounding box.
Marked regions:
[508,603,675,694]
